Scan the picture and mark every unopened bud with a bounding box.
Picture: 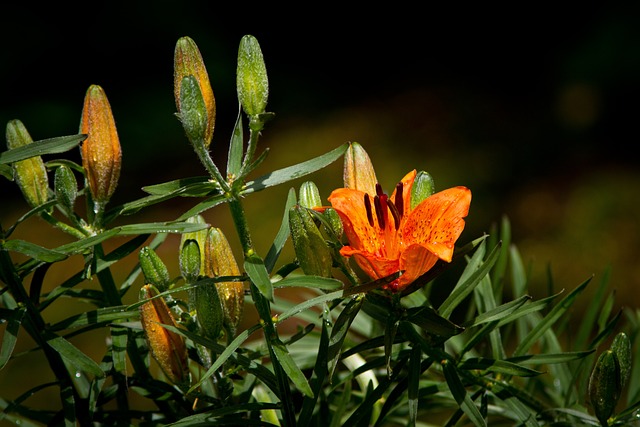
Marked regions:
[588,350,621,425]
[54,165,77,213]
[180,239,201,284]
[343,142,376,195]
[410,170,435,210]
[180,215,208,272]
[80,85,122,210]
[323,207,343,240]
[139,284,188,385]
[174,36,216,147]
[6,120,49,208]
[299,181,322,209]
[611,332,632,389]
[204,227,244,338]
[139,247,171,292]
[236,35,269,117]
[289,205,332,277]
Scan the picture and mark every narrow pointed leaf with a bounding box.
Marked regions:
[0,308,26,370]
[442,360,487,426]
[264,187,296,273]
[272,340,314,398]
[274,275,343,291]
[244,254,273,301]
[243,143,348,193]
[513,277,591,357]
[0,134,86,165]
[405,305,464,337]
[458,357,542,377]
[141,176,211,195]
[440,241,501,319]
[227,108,244,180]
[46,334,105,378]
[176,194,228,221]
[1,240,68,262]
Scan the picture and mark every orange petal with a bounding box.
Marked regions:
[400,186,471,262]
[328,188,381,254]
[396,243,440,290]
[340,246,400,283]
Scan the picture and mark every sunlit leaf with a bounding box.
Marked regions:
[0,134,86,165]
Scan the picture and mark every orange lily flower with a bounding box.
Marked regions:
[327,170,471,292]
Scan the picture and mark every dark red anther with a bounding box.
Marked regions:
[388,201,401,229]
[364,194,374,227]
[375,182,384,197]
[394,182,404,218]
[374,194,388,229]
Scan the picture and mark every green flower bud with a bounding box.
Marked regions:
[174,36,216,147]
[410,170,435,210]
[236,35,268,117]
[343,141,377,195]
[611,332,632,389]
[204,227,244,339]
[323,207,343,240]
[54,165,77,213]
[139,284,188,386]
[195,277,224,342]
[299,181,322,209]
[178,75,209,148]
[139,247,171,292]
[180,239,201,284]
[80,85,122,211]
[180,215,208,272]
[289,204,332,277]
[588,350,621,425]
[6,119,49,208]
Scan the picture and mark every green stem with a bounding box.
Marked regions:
[227,196,254,257]
[192,138,229,193]
[241,118,263,173]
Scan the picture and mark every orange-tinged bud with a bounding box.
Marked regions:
[343,141,377,195]
[174,36,216,147]
[80,85,122,210]
[204,227,244,338]
[6,119,49,208]
[139,284,189,385]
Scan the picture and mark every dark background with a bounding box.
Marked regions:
[3,1,639,305]
[1,2,639,410]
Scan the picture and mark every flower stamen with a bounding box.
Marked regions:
[364,194,375,227]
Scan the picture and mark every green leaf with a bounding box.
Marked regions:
[439,240,501,319]
[244,254,273,301]
[115,221,210,235]
[49,306,138,331]
[513,277,591,357]
[175,194,228,221]
[141,176,211,195]
[327,295,364,381]
[458,357,542,377]
[408,345,421,426]
[275,275,343,291]
[164,402,280,426]
[0,307,26,370]
[442,360,487,427]
[46,334,105,378]
[227,109,244,180]
[1,239,68,262]
[243,143,348,193]
[0,134,86,165]
[272,340,313,398]
[465,295,532,327]
[264,187,296,273]
[507,350,595,365]
[405,305,464,337]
